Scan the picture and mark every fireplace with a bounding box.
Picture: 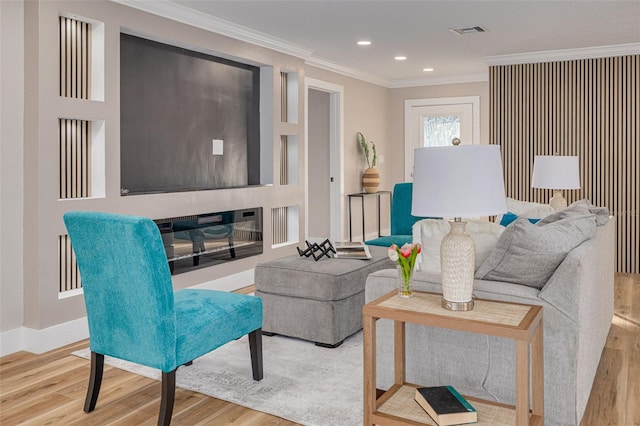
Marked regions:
[154,207,263,275]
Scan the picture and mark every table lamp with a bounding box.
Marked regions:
[531,155,580,211]
[412,145,507,311]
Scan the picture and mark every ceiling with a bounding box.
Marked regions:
[126,1,640,87]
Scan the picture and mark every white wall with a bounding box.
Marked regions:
[0,0,25,342]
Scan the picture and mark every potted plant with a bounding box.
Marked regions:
[357,132,380,193]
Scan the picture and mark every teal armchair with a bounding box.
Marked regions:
[63,211,263,426]
[366,182,429,247]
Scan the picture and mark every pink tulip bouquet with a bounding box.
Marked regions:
[387,243,422,298]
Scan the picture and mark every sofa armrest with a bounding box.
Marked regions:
[538,217,615,422]
[539,217,615,321]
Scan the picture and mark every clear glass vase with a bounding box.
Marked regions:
[396,265,414,298]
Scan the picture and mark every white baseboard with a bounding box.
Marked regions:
[0,269,256,357]
[0,317,89,357]
[0,328,24,357]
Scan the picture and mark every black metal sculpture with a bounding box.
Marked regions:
[297,239,336,261]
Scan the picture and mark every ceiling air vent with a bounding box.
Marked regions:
[449,26,489,36]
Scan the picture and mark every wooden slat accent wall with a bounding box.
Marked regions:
[280,135,289,185]
[59,119,92,199]
[490,55,639,273]
[280,72,288,122]
[272,207,289,245]
[59,16,91,99]
[58,235,81,293]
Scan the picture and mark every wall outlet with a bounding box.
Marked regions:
[212,139,223,155]
[378,154,384,164]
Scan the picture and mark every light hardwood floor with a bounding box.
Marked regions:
[1,275,638,425]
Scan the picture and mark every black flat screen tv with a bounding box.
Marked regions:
[120,33,261,195]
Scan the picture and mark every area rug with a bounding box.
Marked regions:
[73,331,363,426]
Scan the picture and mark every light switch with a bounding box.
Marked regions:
[212,139,223,155]
[378,154,385,164]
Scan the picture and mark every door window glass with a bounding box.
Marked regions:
[423,115,460,147]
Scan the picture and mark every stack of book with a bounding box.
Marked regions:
[414,386,478,426]
[333,241,372,259]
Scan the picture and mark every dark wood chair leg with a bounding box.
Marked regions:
[249,328,263,381]
[84,351,104,413]
[158,369,176,426]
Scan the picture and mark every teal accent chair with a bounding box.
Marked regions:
[63,211,263,426]
[365,182,429,247]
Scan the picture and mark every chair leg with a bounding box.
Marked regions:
[84,351,104,413]
[158,369,176,426]
[249,328,263,381]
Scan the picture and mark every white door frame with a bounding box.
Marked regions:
[304,78,344,242]
[404,96,480,181]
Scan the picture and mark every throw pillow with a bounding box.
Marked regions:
[496,198,555,224]
[499,212,541,227]
[537,199,610,226]
[475,213,597,289]
[412,219,504,274]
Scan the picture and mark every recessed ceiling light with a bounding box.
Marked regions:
[423,68,434,72]
[357,40,371,46]
[394,56,407,61]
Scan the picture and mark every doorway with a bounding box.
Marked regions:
[304,79,344,242]
[404,96,480,181]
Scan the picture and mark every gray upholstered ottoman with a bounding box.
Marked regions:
[255,245,394,347]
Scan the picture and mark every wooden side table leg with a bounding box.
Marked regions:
[361,197,366,242]
[363,315,376,426]
[515,339,530,425]
[394,320,405,385]
[532,319,544,421]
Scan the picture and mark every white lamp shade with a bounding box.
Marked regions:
[412,145,507,218]
[532,156,580,189]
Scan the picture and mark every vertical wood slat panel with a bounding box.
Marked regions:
[58,235,81,292]
[281,72,288,123]
[59,16,91,99]
[272,207,289,245]
[281,136,289,185]
[59,119,92,199]
[490,55,639,274]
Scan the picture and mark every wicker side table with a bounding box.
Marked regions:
[363,290,544,426]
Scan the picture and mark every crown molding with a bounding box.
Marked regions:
[389,72,489,89]
[112,2,638,90]
[305,56,389,88]
[485,43,640,66]
[113,0,393,85]
[112,0,314,59]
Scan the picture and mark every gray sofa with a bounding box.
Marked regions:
[365,217,615,426]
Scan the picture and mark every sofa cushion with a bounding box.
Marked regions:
[413,219,504,274]
[496,197,555,224]
[475,213,597,289]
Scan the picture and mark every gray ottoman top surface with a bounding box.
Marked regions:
[255,245,395,301]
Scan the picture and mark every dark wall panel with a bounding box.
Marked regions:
[120,34,260,194]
